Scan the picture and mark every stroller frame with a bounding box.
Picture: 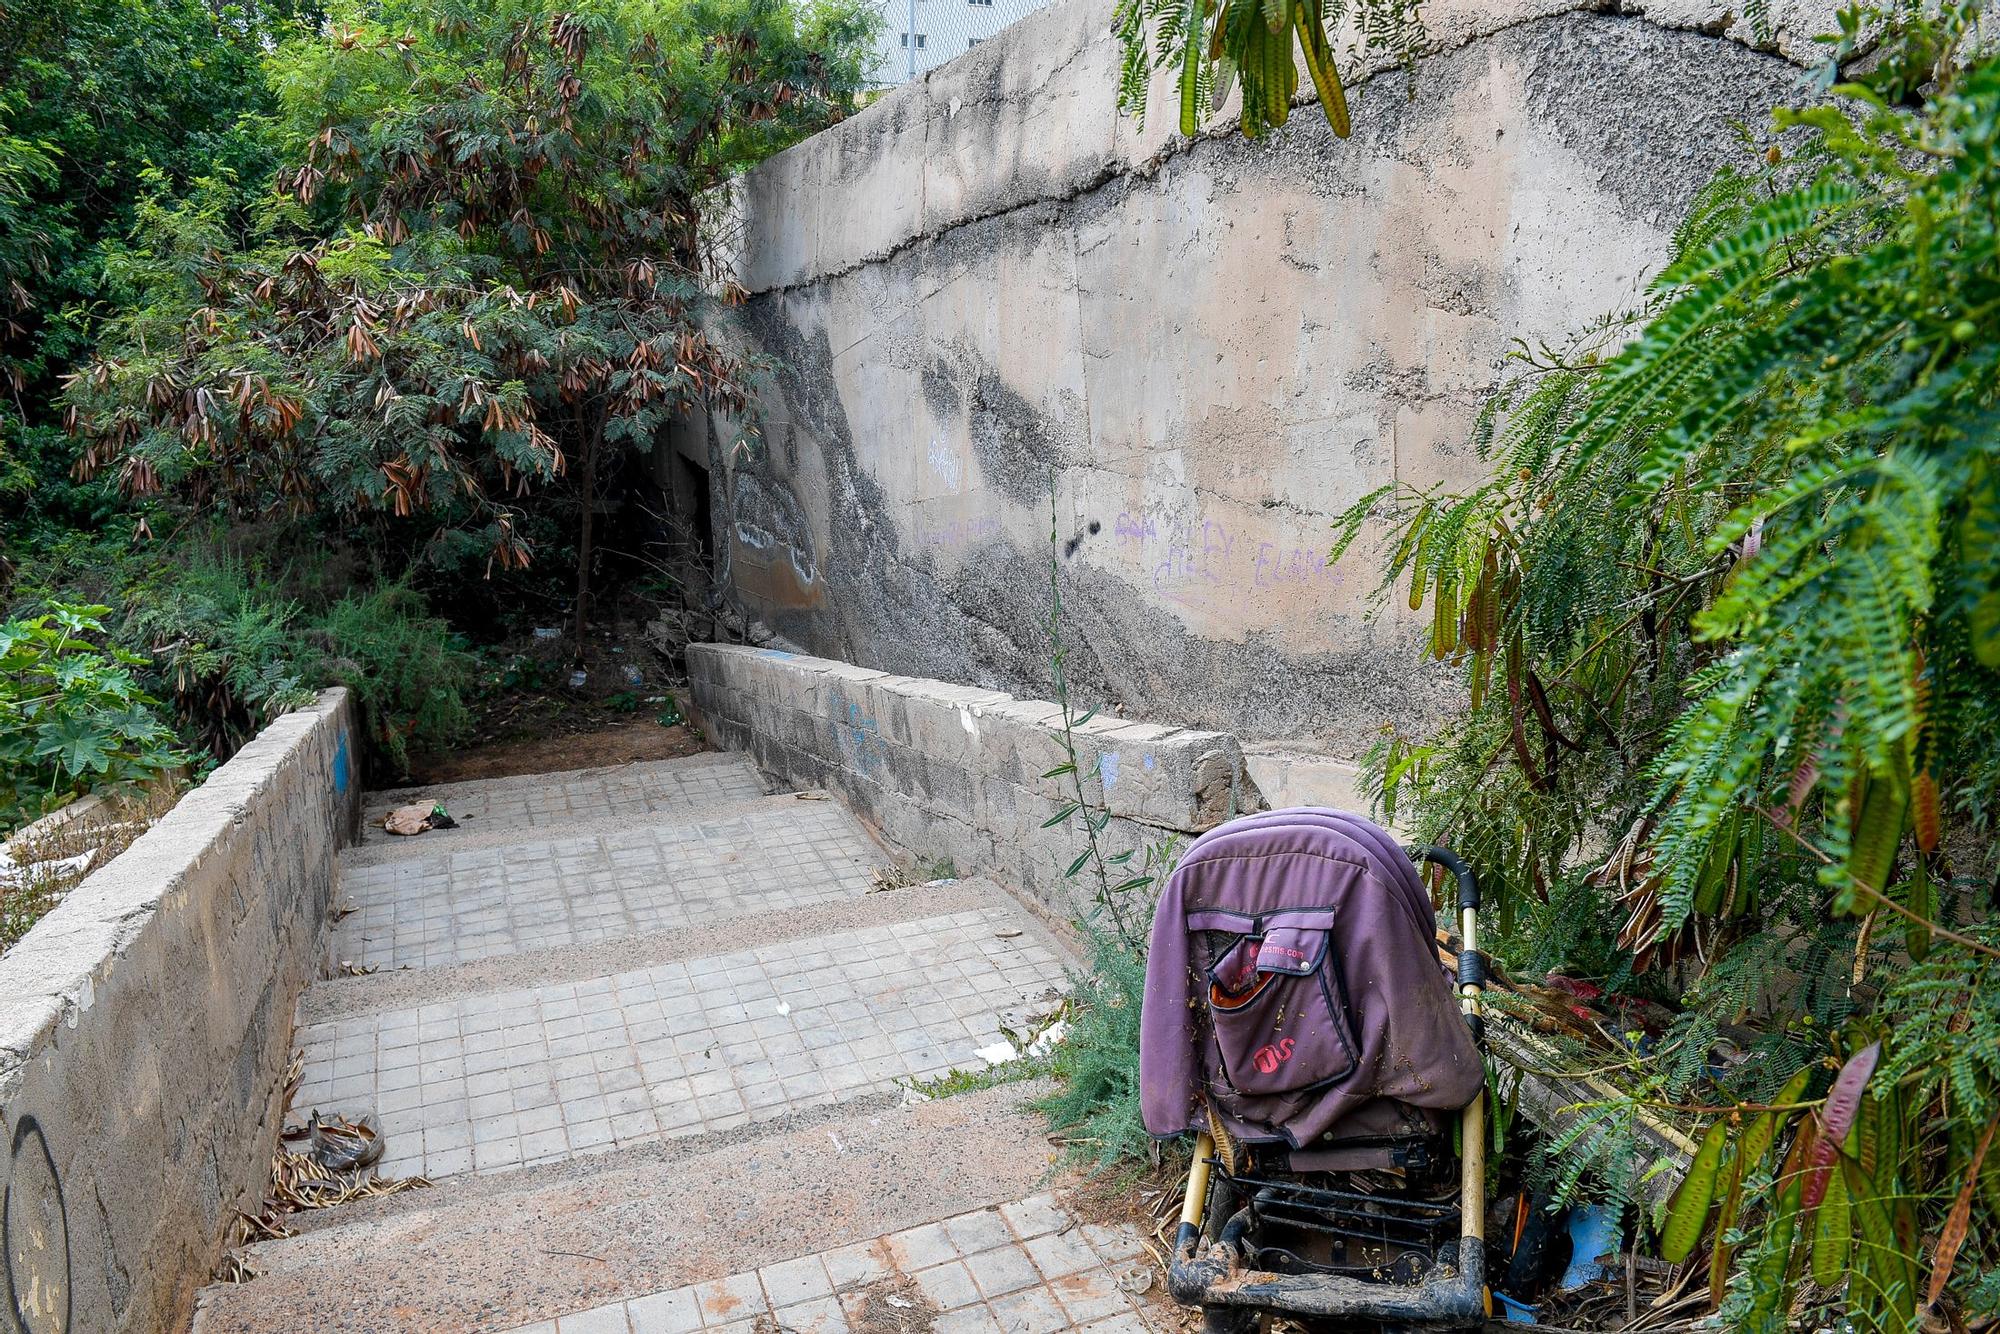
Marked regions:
[1168,844,1490,1330]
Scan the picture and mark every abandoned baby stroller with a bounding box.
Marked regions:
[1141,809,1492,1331]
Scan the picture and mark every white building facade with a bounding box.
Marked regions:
[865,0,1056,84]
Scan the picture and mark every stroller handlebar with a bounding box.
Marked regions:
[1406,843,1480,912]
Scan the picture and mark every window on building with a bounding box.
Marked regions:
[968,0,994,7]
[899,31,928,46]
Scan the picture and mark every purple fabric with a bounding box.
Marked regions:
[1140,808,1483,1148]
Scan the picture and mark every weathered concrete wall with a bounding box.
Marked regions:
[689,643,1258,916]
[712,0,1822,758]
[0,692,358,1334]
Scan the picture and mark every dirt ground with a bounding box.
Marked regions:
[404,719,709,785]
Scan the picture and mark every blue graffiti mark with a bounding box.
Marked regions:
[1143,752,1156,772]
[761,649,796,660]
[1098,751,1120,792]
[333,731,352,795]
[834,700,889,770]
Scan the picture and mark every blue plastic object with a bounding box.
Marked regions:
[1560,1205,1625,1289]
[1495,1292,1538,1324]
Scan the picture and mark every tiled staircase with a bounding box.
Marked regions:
[189,753,1161,1334]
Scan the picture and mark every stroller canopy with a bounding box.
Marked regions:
[1140,809,1483,1152]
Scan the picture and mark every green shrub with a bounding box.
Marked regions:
[123,551,474,776]
[313,587,475,774]
[1329,16,2000,1322]
[1036,925,1155,1171]
[0,602,183,831]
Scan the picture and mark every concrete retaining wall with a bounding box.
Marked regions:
[0,691,359,1334]
[708,0,1825,762]
[689,643,1259,915]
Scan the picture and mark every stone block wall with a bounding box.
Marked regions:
[0,691,359,1334]
[688,644,1261,916]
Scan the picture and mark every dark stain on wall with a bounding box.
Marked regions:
[1521,17,1798,224]
[5,1114,73,1334]
[918,339,1083,509]
[733,297,993,676]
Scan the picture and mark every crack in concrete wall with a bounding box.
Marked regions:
[712,1,1813,757]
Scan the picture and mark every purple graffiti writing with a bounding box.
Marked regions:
[1110,510,1349,600]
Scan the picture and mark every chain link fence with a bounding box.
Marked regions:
[863,0,1059,86]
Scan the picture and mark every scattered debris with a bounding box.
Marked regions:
[306,1112,385,1172]
[1560,1206,1624,1290]
[213,1054,431,1283]
[337,960,378,976]
[268,1145,427,1213]
[871,855,960,893]
[382,801,455,836]
[383,803,432,835]
[982,999,1071,1066]
[838,1274,936,1334]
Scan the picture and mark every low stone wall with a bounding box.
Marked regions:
[0,690,359,1334]
[688,644,1261,915]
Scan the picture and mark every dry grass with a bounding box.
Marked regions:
[0,780,185,951]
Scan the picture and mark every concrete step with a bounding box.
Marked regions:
[189,1084,1156,1334]
[294,900,1068,1183]
[358,753,768,848]
[300,878,1014,1029]
[331,794,887,972]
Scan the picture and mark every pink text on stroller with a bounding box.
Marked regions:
[1252,1038,1296,1074]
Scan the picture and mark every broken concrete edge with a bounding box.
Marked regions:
[0,689,360,1334]
[687,642,1267,920]
[727,0,1838,294]
[1238,746,1377,825]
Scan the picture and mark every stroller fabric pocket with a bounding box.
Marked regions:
[1207,924,1357,1097]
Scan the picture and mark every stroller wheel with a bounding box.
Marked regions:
[1201,1173,1239,1244]
[1201,1306,1262,1334]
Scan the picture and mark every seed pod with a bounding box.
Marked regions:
[1661,1117,1730,1264]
